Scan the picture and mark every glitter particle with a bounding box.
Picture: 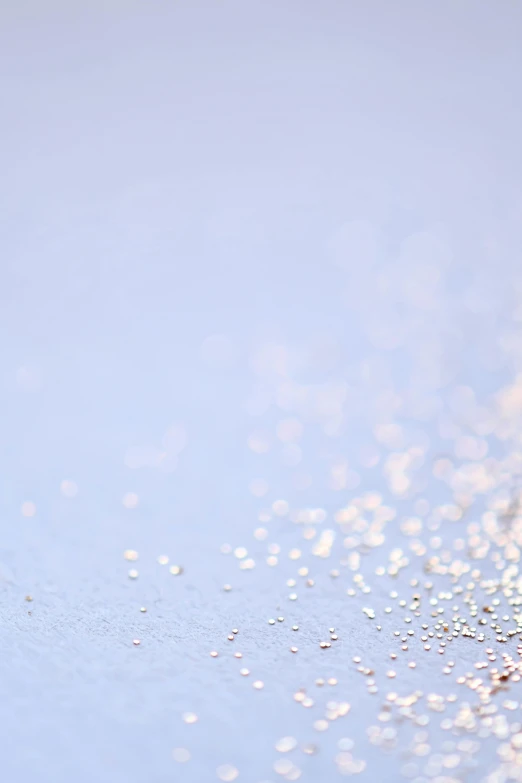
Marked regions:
[216,763,239,781]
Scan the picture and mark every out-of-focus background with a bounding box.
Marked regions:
[2,2,522,782]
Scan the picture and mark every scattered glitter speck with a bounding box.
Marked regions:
[275,736,297,752]
[216,763,239,781]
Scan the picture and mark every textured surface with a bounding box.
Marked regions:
[2,2,522,782]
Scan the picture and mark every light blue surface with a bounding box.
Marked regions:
[2,2,522,781]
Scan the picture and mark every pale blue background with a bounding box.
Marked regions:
[1,2,522,781]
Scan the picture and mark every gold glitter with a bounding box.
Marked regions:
[313,530,335,558]
[95,359,522,774]
[25,595,33,602]
[275,736,297,752]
